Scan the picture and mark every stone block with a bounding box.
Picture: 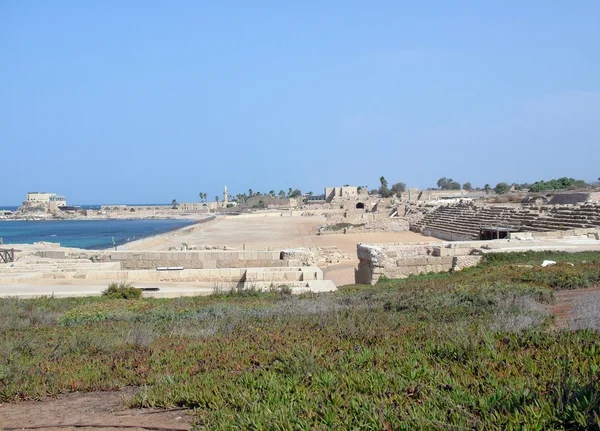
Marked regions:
[452,256,483,272]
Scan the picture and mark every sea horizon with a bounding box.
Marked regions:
[0,203,180,211]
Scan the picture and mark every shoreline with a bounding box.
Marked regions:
[121,215,219,251]
[0,213,208,222]
[97,217,212,251]
[0,216,216,252]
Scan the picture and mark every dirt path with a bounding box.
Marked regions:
[550,287,600,329]
[0,389,192,431]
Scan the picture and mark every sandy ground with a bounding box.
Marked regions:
[123,214,435,286]
[0,388,192,431]
[124,215,430,254]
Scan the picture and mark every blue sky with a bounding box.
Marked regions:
[1,1,599,205]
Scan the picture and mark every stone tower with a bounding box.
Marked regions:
[223,185,229,204]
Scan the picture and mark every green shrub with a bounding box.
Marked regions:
[102,282,142,299]
[328,222,366,231]
[529,177,588,192]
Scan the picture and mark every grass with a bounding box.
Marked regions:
[1,251,600,429]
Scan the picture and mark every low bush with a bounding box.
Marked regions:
[101,282,142,299]
[328,222,366,231]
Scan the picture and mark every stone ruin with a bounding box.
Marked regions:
[0,248,337,297]
[356,227,600,285]
[411,202,600,241]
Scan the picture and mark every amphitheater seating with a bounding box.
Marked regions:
[411,203,600,240]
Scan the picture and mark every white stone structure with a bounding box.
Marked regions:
[325,186,359,202]
[26,192,67,206]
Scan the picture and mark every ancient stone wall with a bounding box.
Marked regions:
[549,193,595,205]
[356,242,484,285]
[241,196,296,209]
[509,227,600,240]
[356,229,600,285]
[105,250,286,270]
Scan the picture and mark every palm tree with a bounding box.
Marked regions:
[171,199,178,209]
[269,190,275,197]
[203,193,207,202]
[215,196,219,203]
[484,184,491,194]
[278,190,285,198]
[199,192,203,202]
[249,189,254,197]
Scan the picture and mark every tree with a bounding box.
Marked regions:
[215,196,219,203]
[437,177,448,189]
[171,199,178,209]
[289,189,302,198]
[248,189,254,197]
[278,190,285,198]
[449,180,461,190]
[529,177,588,192]
[437,177,461,190]
[484,184,491,194]
[269,190,275,197]
[463,182,472,191]
[378,176,393,197]
[494,182,510,195]
[390,182,406,197]
[288,187,293,197]
[199,192,203,202]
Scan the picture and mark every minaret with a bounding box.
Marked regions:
[223,185,229,204]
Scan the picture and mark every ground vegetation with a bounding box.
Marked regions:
[1,251,600,429]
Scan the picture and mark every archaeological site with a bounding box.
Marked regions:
[2,184,600,298]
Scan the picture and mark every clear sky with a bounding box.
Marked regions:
[1,1,599,205]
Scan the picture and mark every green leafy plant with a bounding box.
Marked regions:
[101,282,142,299]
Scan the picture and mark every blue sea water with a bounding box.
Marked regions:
[0,219,196,250]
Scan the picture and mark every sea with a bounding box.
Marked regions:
[0,219,197,250]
